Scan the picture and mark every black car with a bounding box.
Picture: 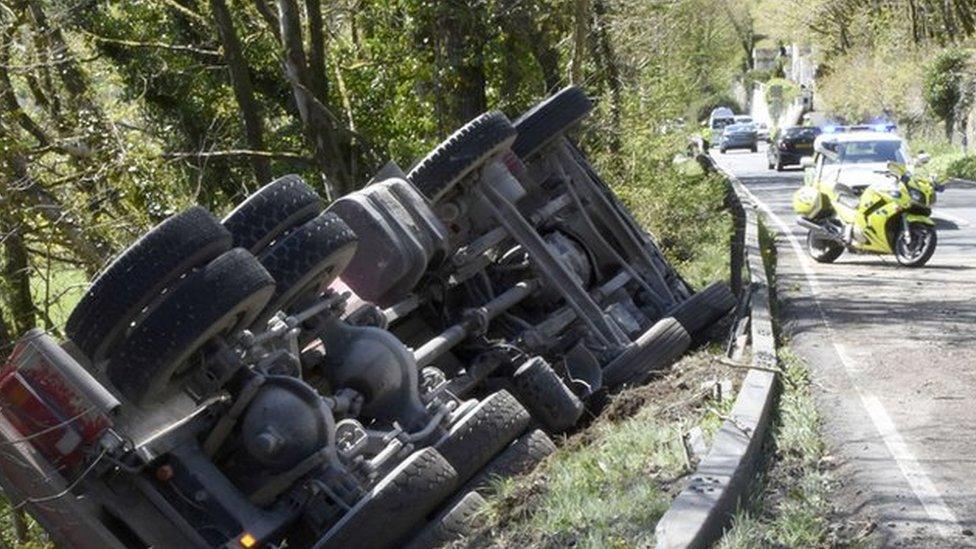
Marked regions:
[767,126,821,170]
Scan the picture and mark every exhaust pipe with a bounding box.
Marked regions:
[796,217,846,244]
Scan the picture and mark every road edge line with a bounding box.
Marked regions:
[734,171,962,538]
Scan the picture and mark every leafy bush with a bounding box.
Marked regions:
[744,68,774,88]
[764,77,799,105]
[945,155,976,181]
[816,46,925,126]
[922,48,971,130]
[686,92,744,124]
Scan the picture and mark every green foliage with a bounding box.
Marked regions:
[945,155,976,180]
[922,48,972,124]
[816,45,926,127]
[687,92,744,124]
[480,348,728,548]
[718,348,831,549]
[764,77,798,106]
[744,67,774,88]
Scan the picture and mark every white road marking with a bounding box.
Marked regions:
[732,173,962,536]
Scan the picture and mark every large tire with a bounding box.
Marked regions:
[66,207,232,363]
[107,249,275,406]
[255,212,358,321]
[462,429,555,495]
[405,491,486,549]
[894,222,937,267]
[315,448,458,549]
[510,359,584,432]
[602,317,691,388]
[435,390,531,484]
[511,86,593,159]
[407,111,517,203]
[222,175,323,254]
[806,230,844,264]
[668,281,736,335]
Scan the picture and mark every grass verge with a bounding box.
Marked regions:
[467,345,741,548]
[717,346,833,548]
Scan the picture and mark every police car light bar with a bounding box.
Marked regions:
[821,123,897,134]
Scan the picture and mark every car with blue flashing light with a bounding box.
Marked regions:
[799,127,919,189]
[718,123,758,153]
[767,126,821,171]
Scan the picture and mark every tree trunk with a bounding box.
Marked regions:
[305,0,330,105]
[210,0,272,184]
[591,0,622,156]
[442,3,488,127]
[25,1,107,132]
[1,222,36,336]
[277,0,349,198]
[571,0,590,84]
[499,5,561,92]
[0,305,10,350]
[533,33,562,92]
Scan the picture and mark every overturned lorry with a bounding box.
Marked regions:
[0,87,733,548]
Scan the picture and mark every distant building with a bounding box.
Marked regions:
[784,44,816,87]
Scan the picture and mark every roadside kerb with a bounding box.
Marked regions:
[654,147,780,549]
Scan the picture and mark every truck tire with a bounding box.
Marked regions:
[255,212,358,321]
[407,111,517,203]
[315,448,459,549]
[66,207,232,363]
[107,249,275,406]
[668,281,736,335]
[435,390,530,484]
[512,86,593,159]
[602,318,691,389]
[463,429,555,495]
[510,359,584,432]
[404,491,486,549]
[222,174,323,254]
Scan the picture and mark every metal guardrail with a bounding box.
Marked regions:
[655,142,780,548]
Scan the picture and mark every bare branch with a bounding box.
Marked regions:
[162,148,316,165]
[157,0,209,24]
[80,29,223,58]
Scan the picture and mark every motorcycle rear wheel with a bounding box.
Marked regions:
[894,223,937,267]
[806,230,844,263]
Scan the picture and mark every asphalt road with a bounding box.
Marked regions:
[714,146,976,547]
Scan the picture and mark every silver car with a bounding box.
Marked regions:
[718,123,759,153]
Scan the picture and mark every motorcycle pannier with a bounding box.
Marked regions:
[793,186,823,218]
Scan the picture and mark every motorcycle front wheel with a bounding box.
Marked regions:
[806,230,844,263]
[894,222,937,267]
